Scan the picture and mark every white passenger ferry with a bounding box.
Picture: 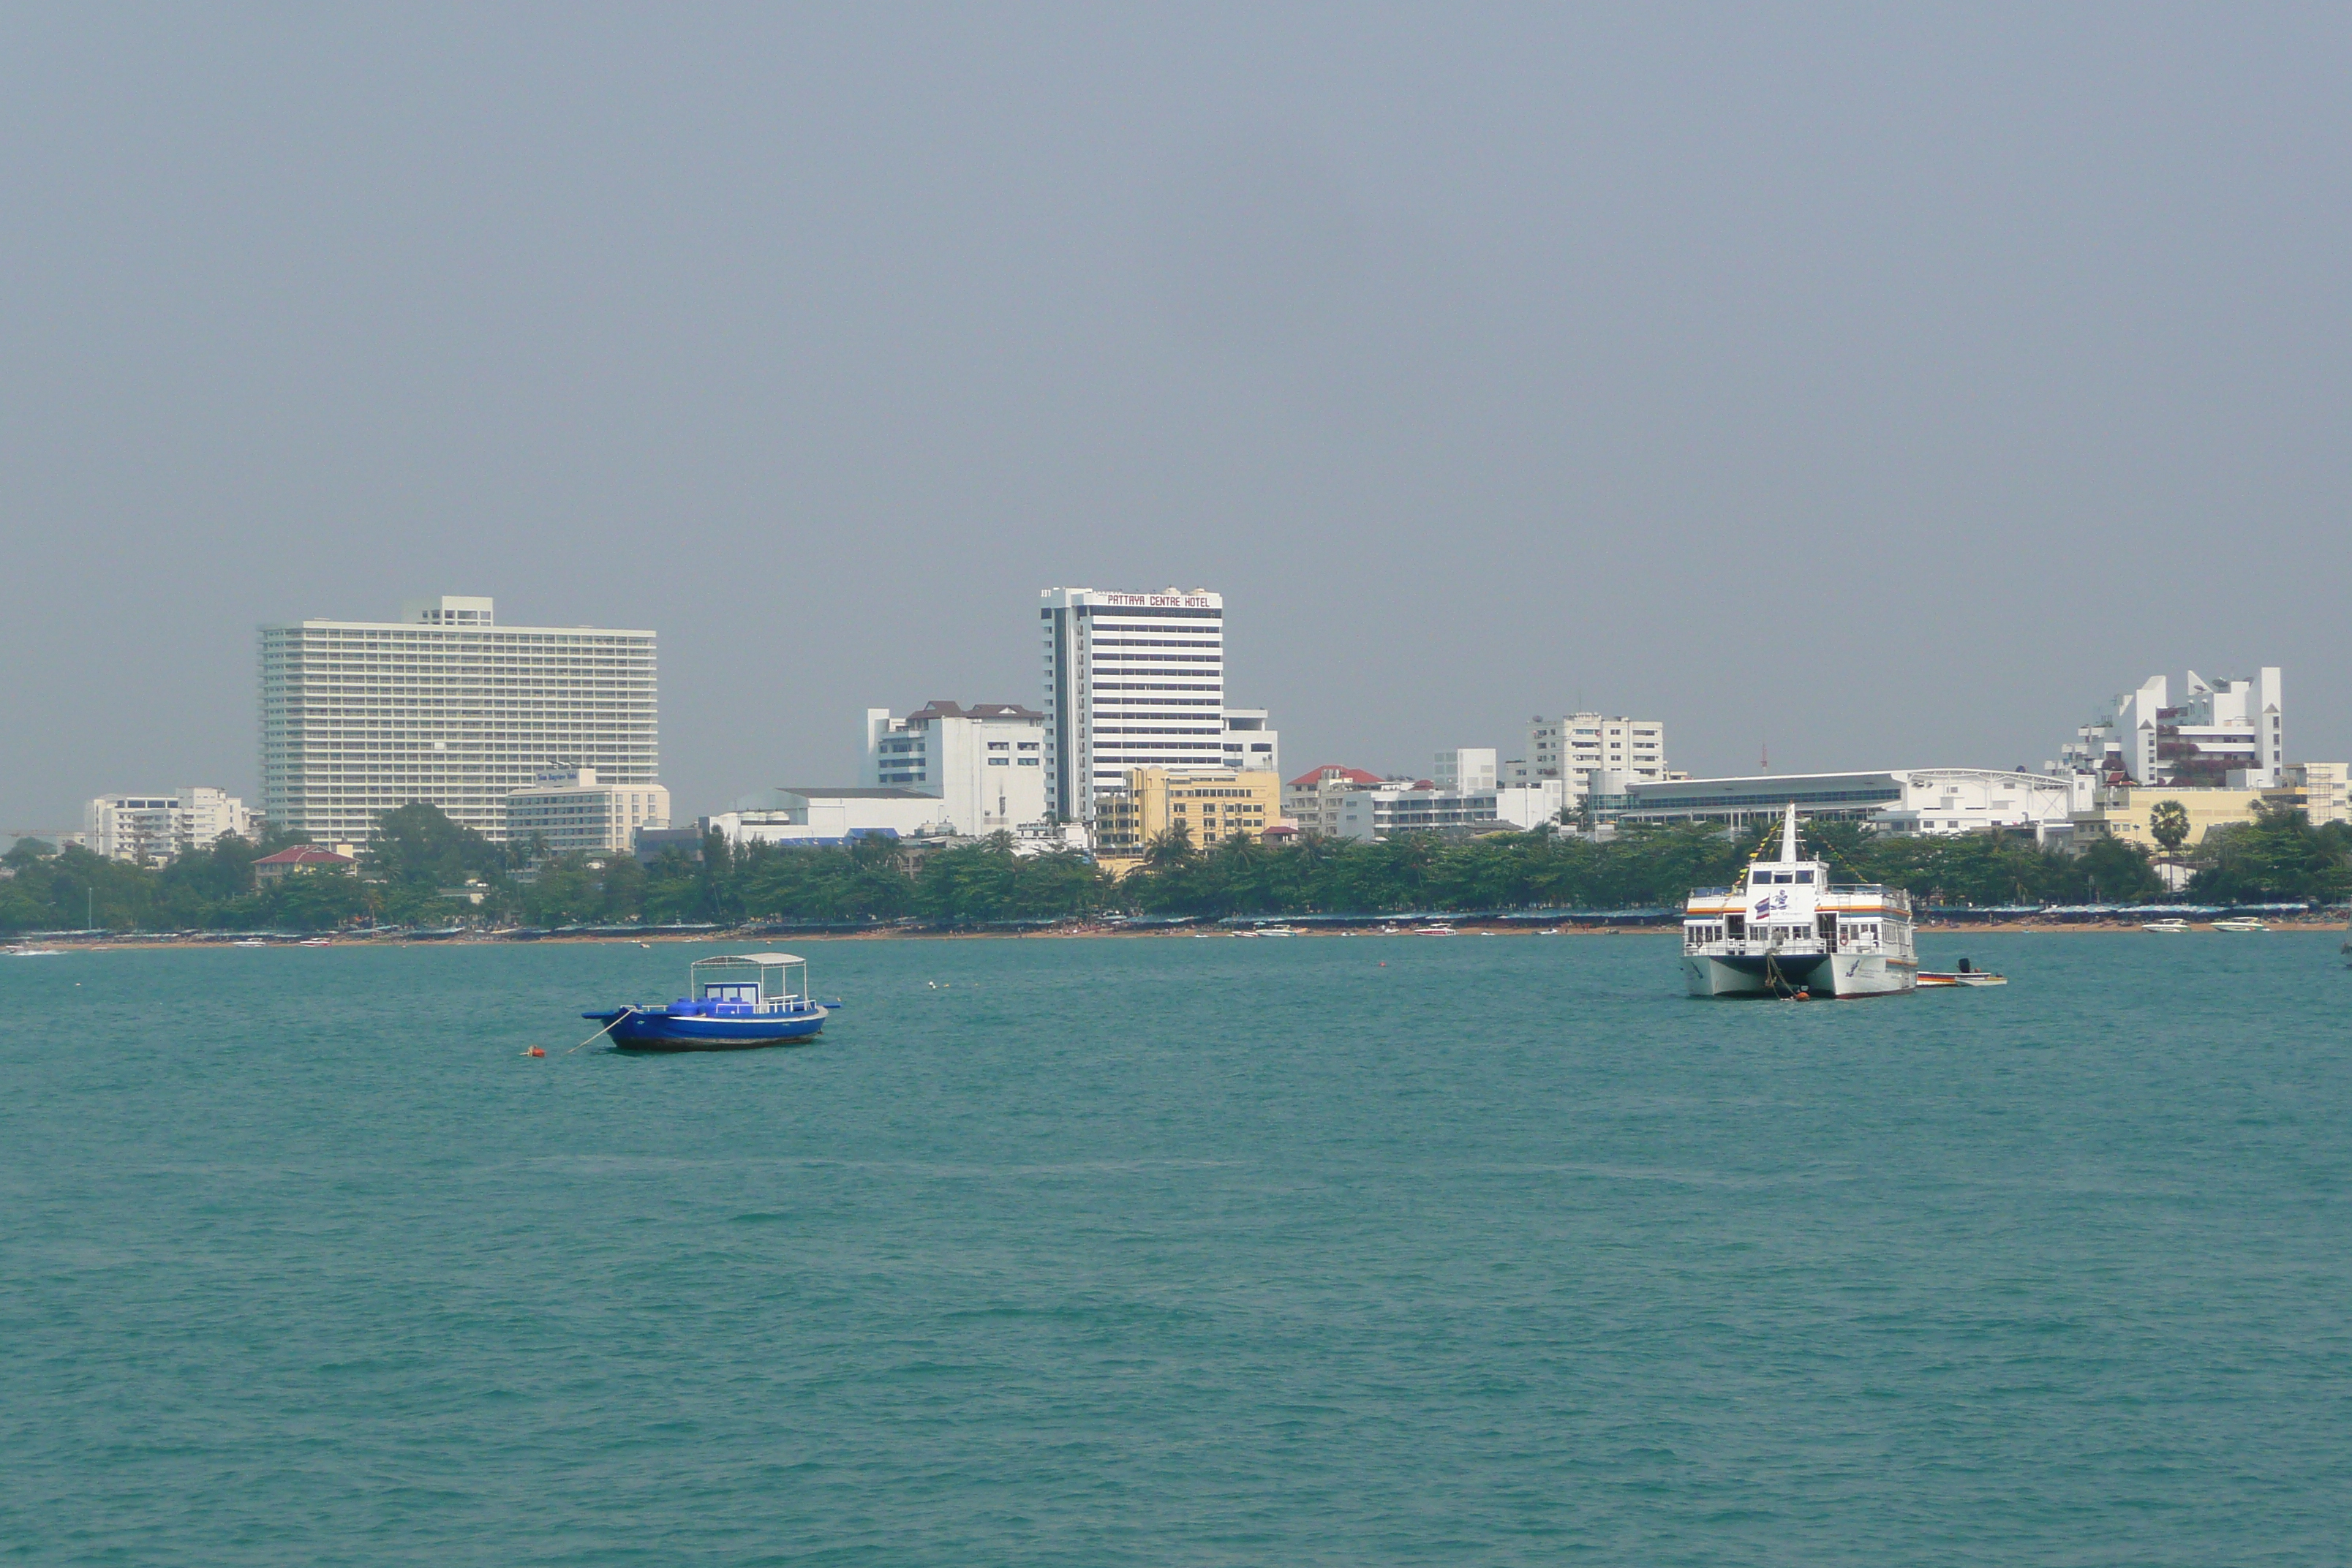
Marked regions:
[1681,805,1916,998]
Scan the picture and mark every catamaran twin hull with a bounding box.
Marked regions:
[1681,950,1916,998]
[1681,804,1919,999]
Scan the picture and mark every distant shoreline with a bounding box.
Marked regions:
[20,915,2345,953]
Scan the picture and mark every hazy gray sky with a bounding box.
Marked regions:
[5,4,2348,829]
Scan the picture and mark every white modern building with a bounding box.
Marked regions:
[864,701,1047,836]
[259,596,658,845]
[2058,668,2284,788]
[83,787,255,863]
[706,788,953,848]
[1334,780,1566,841]
[1512,715,1668,802]
[1869,769,2081,840]
[505,766,671,856]
[1040,585,1277,824]
[1436,747,1498,792]
[1613,767,2079,840]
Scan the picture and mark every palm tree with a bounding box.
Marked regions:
[2149,799,2191,856]
[1142,824,1195,870]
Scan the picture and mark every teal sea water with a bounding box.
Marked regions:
[4,931,2348,1565]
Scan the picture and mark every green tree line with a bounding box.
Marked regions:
[8,799,2345,933]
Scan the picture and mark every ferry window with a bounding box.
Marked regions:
[1794,870,1814,883]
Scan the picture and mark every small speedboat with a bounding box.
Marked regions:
[584,951,832,1052]
[1256,924,1296,937]
[1416,924,1458,936]
[1918,956,2004,987]
[2211,918,2269,934]
[2141,919,2192,933]
[6,944,62,957]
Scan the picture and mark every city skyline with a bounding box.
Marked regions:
[4,9,2349,827]
[0,576,2327,836]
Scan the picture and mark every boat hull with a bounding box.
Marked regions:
[1684,950,1915,998]
[584,1007,828,1051]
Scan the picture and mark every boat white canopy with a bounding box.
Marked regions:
[690,952,810,1006]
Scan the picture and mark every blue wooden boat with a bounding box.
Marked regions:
[584,952,832,1051]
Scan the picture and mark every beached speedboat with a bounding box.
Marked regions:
[584,952,832,1052]
[2211,918,2269,933]
[1682,804,1916,998]
[2140,918,2192,933]
[1416,923,1458,936]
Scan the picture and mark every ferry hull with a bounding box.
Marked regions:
[1683,951,1915,998]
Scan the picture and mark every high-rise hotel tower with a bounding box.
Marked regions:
[260,595,657,845]
[1041,586,1277,822]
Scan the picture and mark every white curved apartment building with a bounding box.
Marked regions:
[260,595,657,845]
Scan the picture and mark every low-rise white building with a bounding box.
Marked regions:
[506,766,671,856]
[865,701,1047,836]
[707,788,953,848]
[1283,764,1385,837]
[83,787,255,862]
[1613,767,2078,840]
[1871,769,2080,840]
[1335,780,1565,841]
[1014,820,1093,857]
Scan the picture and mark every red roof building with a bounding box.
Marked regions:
[1283,764,1391,838]
[1286,764,1382,790]
[252,845,357,881]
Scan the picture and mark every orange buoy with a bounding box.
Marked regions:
[527,1046,546,1058]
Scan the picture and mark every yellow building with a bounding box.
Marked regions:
[1093,766,1284,875]
[2076,785,2264,850]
